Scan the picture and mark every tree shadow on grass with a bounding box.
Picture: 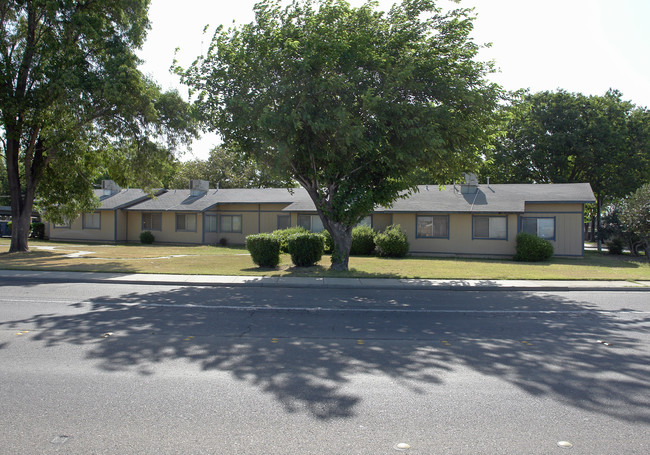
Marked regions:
[3,286,649,422]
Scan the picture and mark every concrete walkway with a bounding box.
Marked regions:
[1,269,648,291]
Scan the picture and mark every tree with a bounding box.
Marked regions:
[179,0,501,270]
[482,89,650,240]
[1,0,197,252]
[168,145,290,189]
[619,183,650,258]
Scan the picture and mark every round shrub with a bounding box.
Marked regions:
[272,226,309,253]
[606,237,624,255]
[246,234,281,268]
[375,225,409,258]
[350,225,376,255]
[30,222,45,239]
[320,229,333,254]
[514,233,554,262]
[287,233,324,267]
[140,231,155,244]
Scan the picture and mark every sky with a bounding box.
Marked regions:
[138,0,650,161]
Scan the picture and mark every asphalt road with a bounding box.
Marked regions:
[0,280,649,454]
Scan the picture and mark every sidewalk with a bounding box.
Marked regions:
[1,269,648,291]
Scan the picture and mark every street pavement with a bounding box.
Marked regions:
[0,269,648,291]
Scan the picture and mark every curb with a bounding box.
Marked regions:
[1,270,648,292]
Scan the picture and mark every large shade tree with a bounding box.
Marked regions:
[1,0,197,252]
[179,0,501,270]
[481,89,650,237]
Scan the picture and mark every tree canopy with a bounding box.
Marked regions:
[168,145,291,190]
[481,89,650,239]
[179,0,501,270]
[482,90,649,194]
[619,183,650,258]
[1,0,198,252]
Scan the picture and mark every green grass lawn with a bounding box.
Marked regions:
[0,238,648,281]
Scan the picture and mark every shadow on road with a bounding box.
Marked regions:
[4,286,650,422]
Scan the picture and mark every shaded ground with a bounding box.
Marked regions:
[3,284,649,423]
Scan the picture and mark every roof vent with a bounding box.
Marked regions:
[101,180,120,196]
[189,179,209,196]
[461,172,479,194]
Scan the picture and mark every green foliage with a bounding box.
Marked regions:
[606,237,625,255]
[178,0,501,270]
[1,0,198,251]
[167,145,292,190]
[619,183,650,257]
[375,225,409,258]
[29,222,45,240]
[484,90,648,189]
[320,229,334,254]
[514,233,554,262]
[287,233,324,267]
[272,226,309,253]
[350,225,376,256]
[246,234,281,268]
[140,231,155,244]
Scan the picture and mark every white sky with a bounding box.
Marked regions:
[138,0,650,161]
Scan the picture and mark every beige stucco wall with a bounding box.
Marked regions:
[399,213,518,257]
[523,203,585,256]
[49,211,117,242]
[68,201,585,257]
[393,203,585,257]
[372,213,392,232]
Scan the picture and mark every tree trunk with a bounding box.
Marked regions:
[9,210,31,252]
[5,133,36,253]
[595,192,602,252]
[328,223,353,271]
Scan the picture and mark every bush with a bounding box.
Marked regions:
[350,225,376,255]
[140,231,155,244]
[272,226,309,253]
[219,237,228,247]
[320,229,333,254]
[246,233,281,268]
[287,232,324,267]
[606,237,625,255]
[514,233,554,262]
[375,225,409,258]
[30,222,45,239]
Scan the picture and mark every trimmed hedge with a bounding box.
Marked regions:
[350,225,376,255]
[271,226,309,253]
[246,233,281,268]
[514,233,554,262]
[140,231,155,244]
[287,232,324,267]
[375,225,409,258]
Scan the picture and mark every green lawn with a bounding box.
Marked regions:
[0,238,648,281]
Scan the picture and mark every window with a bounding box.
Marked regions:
[176,213,197,232]
[297,214,324,233]
[417,215,448,238]
[357,216,372,227]
[277,215,291,230]
[220,214,242,233]
[205,214,218,232]
[54,219,71,229]
[142,212,162,231]
[521,217,555,240]
[83,212,101,229]
[473,216,507,239]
